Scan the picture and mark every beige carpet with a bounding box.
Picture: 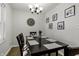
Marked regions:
[7,47,62,56]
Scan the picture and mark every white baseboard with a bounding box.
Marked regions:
[12,45,19,47]
[58,51,64,56]
[4,45,19,56]
[4,47,12,56]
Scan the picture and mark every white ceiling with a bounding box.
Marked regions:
[10,3,59,14]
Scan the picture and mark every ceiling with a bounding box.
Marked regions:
[10,3,59,14]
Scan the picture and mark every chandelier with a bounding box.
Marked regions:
[28,4,43,14]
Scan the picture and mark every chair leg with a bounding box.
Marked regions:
[21,52,23,56]
[20,49,23,56]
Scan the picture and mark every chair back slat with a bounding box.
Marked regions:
[19,33,24,48]
[16,33,30,56]
[16,35,23,56]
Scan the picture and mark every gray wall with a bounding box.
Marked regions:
[45,3,79,47]
[12,9,45,46]
[1,3,79,55]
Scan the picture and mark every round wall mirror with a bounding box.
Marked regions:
[27,18,35,26]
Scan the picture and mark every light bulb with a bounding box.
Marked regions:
[37,9,40,13]
[35,4,39,8]
[39,7,43,11]
[28,5,33,9]
[31,9,34,12]
[31,8,34,13]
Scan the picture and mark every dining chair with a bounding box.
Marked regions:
[16,35,23,56]
[16,33,30,56]
[66,47,79,56]
[30,32,37,37]
[18,33,24,48]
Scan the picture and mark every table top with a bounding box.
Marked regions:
[26,37,68,56]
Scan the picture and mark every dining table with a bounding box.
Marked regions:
[26,36,68,56]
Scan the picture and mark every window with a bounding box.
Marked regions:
[0,3,5,44]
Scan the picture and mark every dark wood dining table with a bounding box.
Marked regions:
[26,36,68,56]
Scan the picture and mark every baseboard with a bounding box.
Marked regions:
[11,45,19,48]
[58,51,64,56]
[4,45,19,56]
[4,47,12,56]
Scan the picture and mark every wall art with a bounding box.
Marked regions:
[64,5,75,18]
[52,13,58,21]
[57,21,64,30]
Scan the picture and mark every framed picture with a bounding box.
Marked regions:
[46,17,49,23]
[49,23,53,29]
[64,5,75,18]
[57,21,64,30]
[52,13,58,21]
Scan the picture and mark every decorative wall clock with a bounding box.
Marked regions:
[27,18,35,26]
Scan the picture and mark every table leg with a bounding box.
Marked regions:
[48,53,51,56]
[64,46,69,56]
[56,51,58,56]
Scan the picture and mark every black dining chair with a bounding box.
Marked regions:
[16,33,30,56]
[16,35,23,56]
[30,32,37,37]
[18,33,24,48]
